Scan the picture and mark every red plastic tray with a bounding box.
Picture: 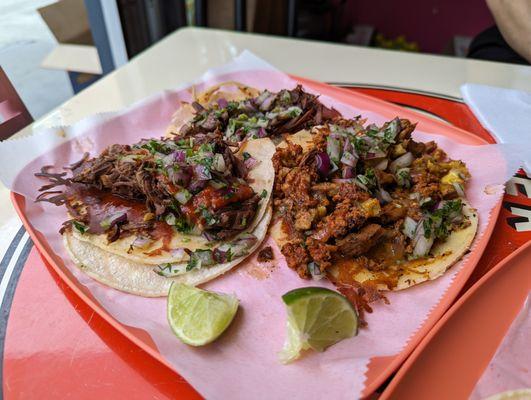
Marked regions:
[381,241,531,399]
[10,79,515,397]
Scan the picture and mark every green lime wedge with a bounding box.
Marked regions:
[279,287,358,363]
[167,283,239,346]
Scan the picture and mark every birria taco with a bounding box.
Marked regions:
[37,134,275,296]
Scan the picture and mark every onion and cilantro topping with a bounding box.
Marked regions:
[408,199,465,257]
[72,220,88,234]
[154,233,258,276]
[39,134,264,243]
[179,85,340,142]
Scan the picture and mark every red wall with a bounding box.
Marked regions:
[346,0,495,53]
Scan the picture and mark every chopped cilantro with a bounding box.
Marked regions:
[198,143,214,154]
[366,129,378,138]
[355,168,378,192]
[365,167,376,182]
[382,119,400,144]
[199,205,218,226]
[226,248,233,262]
[174,218,191,233]
[353,136,369,155]
[423,199,463,240]
[186,255,199,271]
[445,199,463,215]
[140,139,170,155]
[242,152,251,160]
[396,167,411,188]
[72,220,88,234]
[165,212,191,233]
[154,158,166,174]
[260,189,268,198]
[383,128,396,144]
[226,101,238,112]
[168,201,180,213]
[176,138,190,148]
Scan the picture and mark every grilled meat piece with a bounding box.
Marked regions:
[380,201,408,223]
[407,139,426,157]
[311,200,367,242]
[336,224,385,257]
[282,242,311,278]
[397,119,416,141]
[209,195,260,240]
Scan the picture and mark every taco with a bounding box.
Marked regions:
[166,81,340,143]
[271,117,478,294]
[63,206,272,296]
[36,134,276,296]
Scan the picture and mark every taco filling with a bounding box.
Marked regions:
[272,117,477,297]
[40,134,263,243]
[176,85,340,142]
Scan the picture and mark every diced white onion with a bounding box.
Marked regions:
[453,182,465,197]
[402,217,418,239]
[389,152,413,173]
[375,158,388,170]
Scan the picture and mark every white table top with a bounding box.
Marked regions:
[2,27,531,227]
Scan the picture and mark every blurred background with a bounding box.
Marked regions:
[0,0,523,122]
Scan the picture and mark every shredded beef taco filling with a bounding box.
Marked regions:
[37,134,261,242]
[179,85,340,142]
[273,117,471,289]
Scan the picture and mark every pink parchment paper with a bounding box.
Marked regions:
[0,52,521,399]
[470,295,531,400]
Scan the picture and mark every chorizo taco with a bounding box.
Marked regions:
[37,134,276,296]
[271,117,478,295]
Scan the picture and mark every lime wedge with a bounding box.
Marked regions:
[279,287,358,363]
[167,283,239,346]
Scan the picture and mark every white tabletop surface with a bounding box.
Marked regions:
[2,27,531,227]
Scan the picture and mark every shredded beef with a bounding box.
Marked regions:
[210,195,260,240]
[36,135,258,241]
[180,85,341,140]
[68,138,247,217]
